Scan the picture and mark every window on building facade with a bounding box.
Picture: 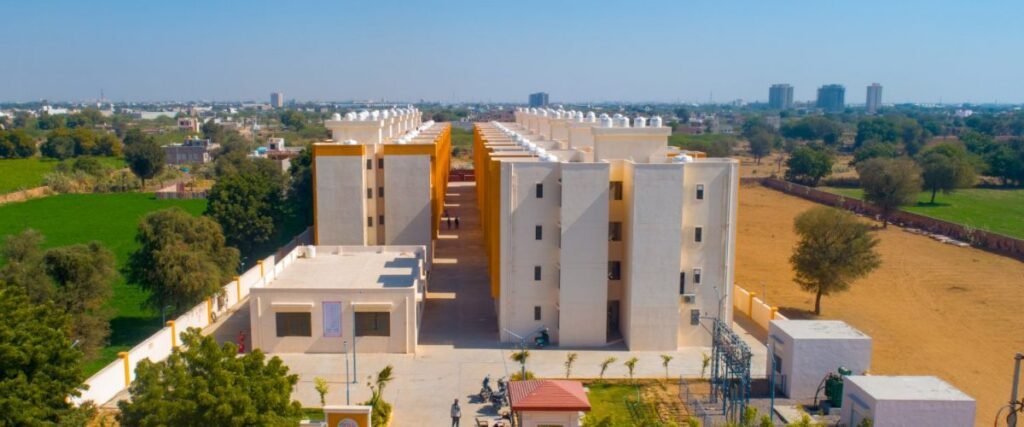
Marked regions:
[608,261,621,280]
[275,312,312,337]
[534,306,541,321]
[608,222,622,241]
[367,188,373,199]
[366,159,373,170]
[695,226,703,243]
[355,312,390,336]
[367,216,373,227]
[379,215,385,226]
[378,187,384,198]
[536,183,543,198]
[694,268,702,284]
[610,181,623,200]
[534,266,542,281]
[535,225,543,240]
[696,184,705,200]
[679,272,687,295]
[378,158,384,169]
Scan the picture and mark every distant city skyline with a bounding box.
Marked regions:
[1,0,1022,104]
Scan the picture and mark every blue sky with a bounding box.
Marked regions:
[1,0,1021,104]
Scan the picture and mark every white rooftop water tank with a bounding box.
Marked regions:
[599,113,613,128]
[331,113,342,121]
[650,116,663,127]
[634,116,647,128]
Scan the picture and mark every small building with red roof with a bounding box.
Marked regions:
[508,380,591,427]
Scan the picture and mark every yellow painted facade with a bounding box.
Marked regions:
[472,125,503,298]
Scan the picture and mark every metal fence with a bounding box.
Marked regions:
[680,378,727,427]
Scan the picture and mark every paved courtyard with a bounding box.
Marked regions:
[205,181,766,425]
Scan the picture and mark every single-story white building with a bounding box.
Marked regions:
[767,320,872,401]
[249,245,426,354]
[508,380,591,427]
[840,375,975,427]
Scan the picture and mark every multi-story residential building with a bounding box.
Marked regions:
[163,137,217,165]
[312,108,451,263]
[816,84,846,112]
[528,92,549,108]
[866,83,883,114]
[271,92,284,108]
[177,117,201,133]
[769,84,794,110]
[474,108,739,351]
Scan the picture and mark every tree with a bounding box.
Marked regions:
[564,352,578,378]
[279,110,307,131]
[287,147,314,226]
[0,286,95,426]
[206,158,287,259]
[857,157,922,227]
[624,357,639,383]
[674,108,690,123]
[6,129,37,158]
[127,208,240,313]
[314,377,330,407]
[781,116,842,146]
[785,145,834,186]
[917,143,978,204]
[748,130,776,164]
[701,353,710,379]
[95,133,123,156]
[43,242,116,359]
[511,349,531,380]
[124,136,166,188]
[790,207,881,315]
[599,357,616,380]
[660,354,673,379]
[41,134,77,160]
[362,366,395,426]
[852,141,899,165]
[0,229,52,302]
[1,231,116,359]
[117,328,303,426]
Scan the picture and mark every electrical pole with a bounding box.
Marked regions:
[345,340,351,405]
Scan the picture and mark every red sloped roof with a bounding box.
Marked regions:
[508,380,591,412]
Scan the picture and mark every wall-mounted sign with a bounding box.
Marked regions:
[323,301,342,337]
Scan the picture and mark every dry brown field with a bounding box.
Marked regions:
[736,183,1024,427]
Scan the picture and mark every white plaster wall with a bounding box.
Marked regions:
[521,411,580,427]
[250,287,417,354]
[623,163,683,350]
[549,118,570,144]
[840,381,975,427]
[383,155,432,251]
[567,123,595,149]
[316,156,366,245]
[591,128,671,163]
[558,163,610,346]
[768,322,872,401]
[498,161,561,343]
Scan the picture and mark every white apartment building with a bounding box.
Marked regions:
[313,108,451,264]
[475,108,738,350]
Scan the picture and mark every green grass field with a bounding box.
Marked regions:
[823,187,1024,239]
[0,157,126,194]
[0,158,61,193]
[0,192,206,374]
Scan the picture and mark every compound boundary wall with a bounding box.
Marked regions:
[760,178,1024,261]
[73,228,312,406]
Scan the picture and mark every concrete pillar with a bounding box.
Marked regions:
[257,260,265,277]
[748,292,757,316]
[235,275,242,302]
[166,320,177,348]
[206,298,213,323]
[118,352,130,386]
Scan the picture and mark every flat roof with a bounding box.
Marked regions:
[846,376,974,401]
[268,247,421,290]
[772,320,870,340]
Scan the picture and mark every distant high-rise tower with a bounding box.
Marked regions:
[866,83,883,114]
[528,92,549,108]
[816,84,845,112]
[769,84,794,110]
[270,92,284,108]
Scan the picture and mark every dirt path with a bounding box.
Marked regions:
[736,183,1024,426]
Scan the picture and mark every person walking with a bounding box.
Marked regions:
[450,398,461,426]
[455,217,460,229]
[446,216,452,229]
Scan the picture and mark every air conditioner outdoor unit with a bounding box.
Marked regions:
[682,294,696,304]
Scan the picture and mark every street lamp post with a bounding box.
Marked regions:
[344,340,351,405]
[1009,353,1023,427]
